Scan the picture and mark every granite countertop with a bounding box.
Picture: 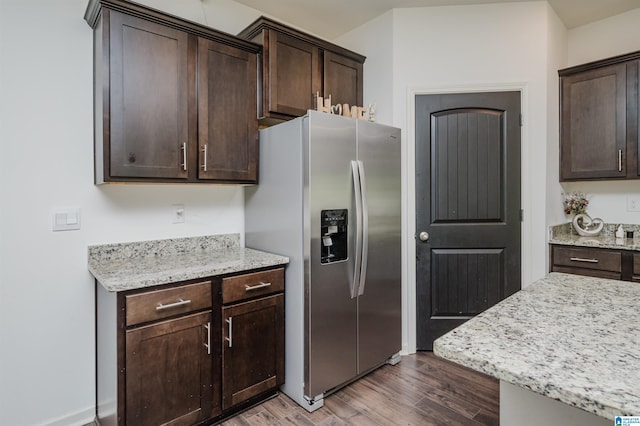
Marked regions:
[549,222,640,251]
[433,272,640,419]
[88,234,289,292]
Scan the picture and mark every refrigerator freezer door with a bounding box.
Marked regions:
[356,120,402,374]
[305,111,358,398]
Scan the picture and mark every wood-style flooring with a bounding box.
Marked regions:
[220,352,499,426]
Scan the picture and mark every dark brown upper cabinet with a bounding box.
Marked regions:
[238,17,365,122]
[559,51,640,181]
[197,38,258,182]
[262,30,321,118]
[85,0,260,184]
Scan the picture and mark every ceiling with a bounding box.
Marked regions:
[231,0,640,39]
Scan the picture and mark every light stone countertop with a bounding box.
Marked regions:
[549,222,640,251]
[433,272,640,419]
[88,234,289,292]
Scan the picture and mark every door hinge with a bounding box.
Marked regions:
[519,114,523,127]
[519,209,524,222]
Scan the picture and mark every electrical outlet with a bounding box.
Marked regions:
[627,196,640,212]
[172,204,185,223]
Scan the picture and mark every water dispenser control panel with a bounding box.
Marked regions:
[321,209,348,264]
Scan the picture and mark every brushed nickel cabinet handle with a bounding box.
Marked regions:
[225,317,233,348]
[204,322,211,355]
[201,144,208,172]
[570,257,599,263]
[156,298,191,311]
[245,282,271,291]
[619,149,623,172]
[181,143,187,171]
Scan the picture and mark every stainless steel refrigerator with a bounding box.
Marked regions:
[245,110,401,412]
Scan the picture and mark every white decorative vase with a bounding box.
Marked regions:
[572,214,604,237]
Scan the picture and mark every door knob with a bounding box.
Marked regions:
[419,231,430,241]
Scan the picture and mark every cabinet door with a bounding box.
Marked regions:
[125,311,214,425]
[560,62,627,180]
[630,60,640,178]
[109,11,189,179]
[222,293,284,410]
[323,51,363,110]
[266,31,321,117]
[198,38,258,182]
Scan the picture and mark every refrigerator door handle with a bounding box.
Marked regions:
[351,160,363,299]
[357,160,368,296]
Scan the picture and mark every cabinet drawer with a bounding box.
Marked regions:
[223,268,284,304]
[552,246,621,272]
[126,281,212,327]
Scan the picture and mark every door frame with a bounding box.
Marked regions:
[404,83,530,354]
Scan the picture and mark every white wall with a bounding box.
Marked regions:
[335,11,395,126]
[545,5,569,253]
[559,9,640,226]
[395,2,556,286]
[0,0,262,425]
[568,8,640,66]
[337,1,568,354]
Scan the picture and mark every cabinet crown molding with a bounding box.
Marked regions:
[239,16,366,64]
[559,49,640,76]
[84,0,261,53]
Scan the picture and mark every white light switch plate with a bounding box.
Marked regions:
[52,207,81,231]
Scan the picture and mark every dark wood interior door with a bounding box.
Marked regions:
[197,38,258,182]
[266,31,321,117]
[416,92,521,350]
[109,11,189,179]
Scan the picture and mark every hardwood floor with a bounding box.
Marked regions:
[220,352,499,426]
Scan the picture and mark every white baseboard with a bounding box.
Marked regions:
[37,406,96,426]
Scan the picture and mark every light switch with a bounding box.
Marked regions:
[52,207,81,231]
[67,211,78,225]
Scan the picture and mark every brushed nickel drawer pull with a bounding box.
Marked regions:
[225,317,233,348]
[156,298,191,311]
[245,282,272,291]
[570,257,599,263]
[204,322,211,355]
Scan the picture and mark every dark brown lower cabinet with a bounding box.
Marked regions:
[125,311,216,425]
[222,294,285,410]
[550,244,637,282]
[96,267,285,426]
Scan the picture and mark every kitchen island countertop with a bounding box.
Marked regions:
[433,272,640,419]
[88,234,289,292]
